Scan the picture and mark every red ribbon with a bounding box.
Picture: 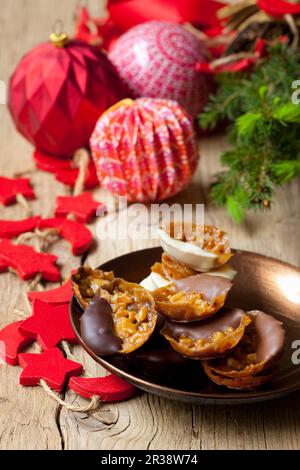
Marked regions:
[257,0,300,18]
[107,0,223,30]
[75,0,223,50]
[196,39,266,75]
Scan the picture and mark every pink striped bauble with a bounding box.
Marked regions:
[90,98,199,202]
[109,21,209,117]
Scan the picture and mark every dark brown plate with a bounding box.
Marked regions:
[70,247,300,404]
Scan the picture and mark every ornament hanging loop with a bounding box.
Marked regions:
[50,20,69,47]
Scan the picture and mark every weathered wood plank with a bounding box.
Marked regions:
[1,0,300,451]
[0,0,86,450]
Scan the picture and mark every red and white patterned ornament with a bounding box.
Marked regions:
[90,98,199,202]
[109,21,209,117]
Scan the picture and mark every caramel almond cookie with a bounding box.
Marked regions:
[80,274,158,355]
[72,266,115,309]
[158,222,232,272]
[156,252,237,281]
[152,253,237,283]
[161,307,251,359]
[107,278,158,354]
[153,273,233,321]
[202,310,285,390]
[202,364,278,390]
[160,253,197,280]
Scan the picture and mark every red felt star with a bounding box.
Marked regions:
[19,299,77,350]
[0,259,8,273]
[55,161,98,189]
[0,321,34,366]
[0,176,35,206]
[38,218,93,255]
[0,216,41,238]
[55,192,106,223]
[0,239,60,281]
[19,347,83,392]
[69,375,137,402]
[33,150,72,173]
[33,150,98,189]
[28,278,72,304]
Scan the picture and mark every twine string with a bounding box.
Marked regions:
[15,193,32,217]
[40,380,99,413]
[14,168,36,177]
[284,13,299,50]
[61,341,93,378]
[210,51,258,69]
[73,148,89,196]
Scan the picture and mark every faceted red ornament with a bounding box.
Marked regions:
[109,21,209,117]
[0,321,34,366]
[90,98,199,202]
[0,239,60,281]
[19,299,77,350]
[28,278,72,304]
[8,35,127,158]
[69,375,137,402]
[38,218,93,255]
[19,347,83,392]
[0,216,41,238]
[55,192,106,223]
[0,176,35,206]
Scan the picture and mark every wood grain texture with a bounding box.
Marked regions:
[0,0,300,451]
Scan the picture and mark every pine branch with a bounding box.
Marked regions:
[199,44,300,222]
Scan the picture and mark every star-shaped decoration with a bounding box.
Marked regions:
[0,259,8,273]
[55,192,106,223]
[69,375,137,402]
[38,218,93,255]
[55,161,98,189]
[19,347,83,392]
[0,216,41,238]
[33,150,72,173]
[0,176,35,206]
[28,278,72,304]
[0,239,60,281]
[19,299,77,350]
[0,321,34,366]
[33,150,98,189]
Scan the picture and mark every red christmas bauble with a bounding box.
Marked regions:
[90,98,199,202]
[8,34,127,158]
[109,21,209,117]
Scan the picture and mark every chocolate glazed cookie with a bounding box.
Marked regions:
[161,307,251,359]
[80,298,122,356]
[202,311,285,390]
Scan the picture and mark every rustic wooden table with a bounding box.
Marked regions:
[0,0,300,451]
